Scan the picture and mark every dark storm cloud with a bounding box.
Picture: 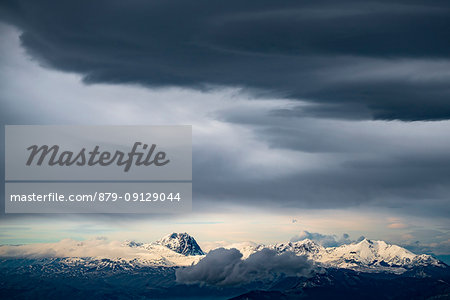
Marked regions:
[192,110,450,217]
[0,2,449,221]
[176,248,315,286]
[194,150,450,217]
[1,0,450,120]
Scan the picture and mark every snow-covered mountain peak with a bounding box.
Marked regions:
[345,239,416,259]
[245,238,445,274]
[324,238,417,264]
[121,240,143,248]
[302,238,443,273]
[293,239,323,249]
[253,238,324,261]
[155,232,205,256]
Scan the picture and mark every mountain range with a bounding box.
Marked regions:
[0,232,445,274]
[0,232,448,299]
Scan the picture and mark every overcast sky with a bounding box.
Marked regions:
[0,1,449,257]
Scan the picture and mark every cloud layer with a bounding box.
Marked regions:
[0,24,449,221]
[1,0,450,120]
[0,2,449,254]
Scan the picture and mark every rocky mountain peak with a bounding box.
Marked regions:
[156,232,205,256]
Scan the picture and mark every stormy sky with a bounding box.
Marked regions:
[0,1,449,255]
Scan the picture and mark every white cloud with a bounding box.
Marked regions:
[0,237,202,266]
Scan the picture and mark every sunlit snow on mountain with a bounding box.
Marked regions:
[0,233,448,299]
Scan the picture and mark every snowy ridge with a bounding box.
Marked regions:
[243,238,445,273]
[0,234,205,268]
[0,234,446,274]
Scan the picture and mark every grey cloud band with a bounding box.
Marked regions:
[1,0,450,120]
